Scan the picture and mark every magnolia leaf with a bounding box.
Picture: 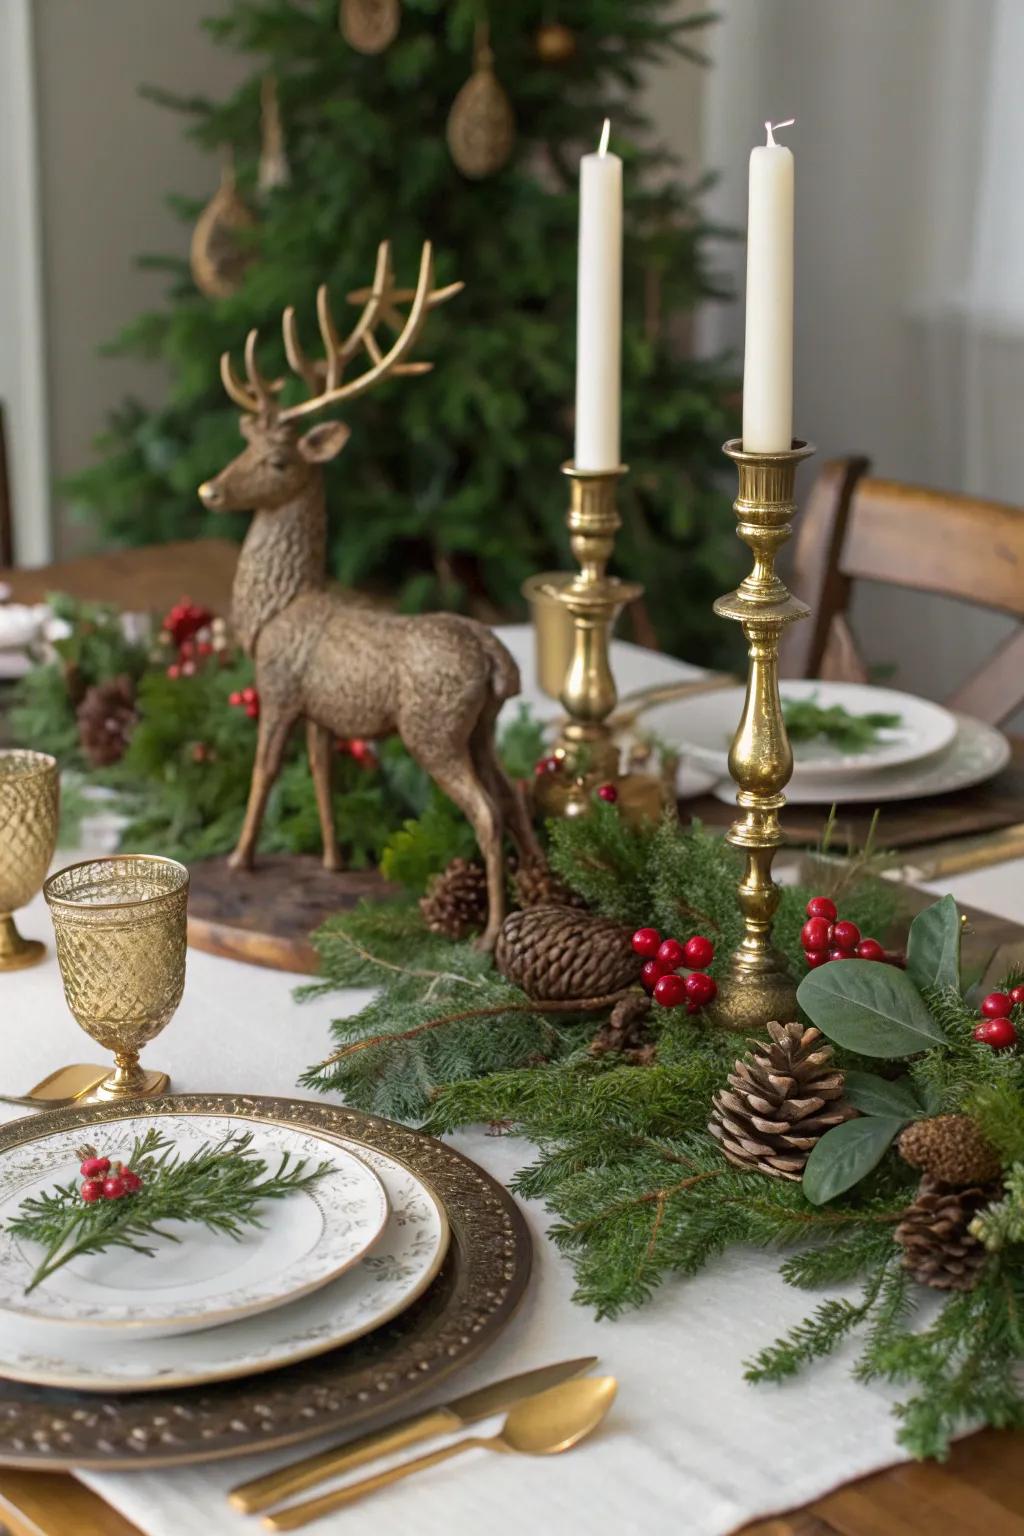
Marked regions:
[797,960,946,1057]
[842,1069,921,1121]
[803,1116,905,1205]
[906,895,961,992]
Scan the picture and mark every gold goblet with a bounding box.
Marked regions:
[0,751,59,972]
[43,855,188,1102]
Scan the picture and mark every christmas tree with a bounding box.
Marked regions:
[66,0,739,661]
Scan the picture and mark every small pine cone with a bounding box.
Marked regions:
[76,675,138,766]
[894,1175,997,1291]
[495,906,642,1001]
[708,1019,855,1180]
[419,858,489,941]
[590,990,653,1061]
[898,1114,1002,1187]
[512,858,587,911]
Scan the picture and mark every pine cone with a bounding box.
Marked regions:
[898,1114,1002,1187]
[708,1020,855,1180]
[894,1175,997,1291]
[76,675,137,767]
[495,906,641,1001]
[512,858,587,911]
[589,990,654,1064]
[419,858,488,941]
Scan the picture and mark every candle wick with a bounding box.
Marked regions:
[598,117,611,156]
[765,118,795,147]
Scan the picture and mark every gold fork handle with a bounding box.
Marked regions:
[264,1438,481,1530]
[230,1407,458,1512]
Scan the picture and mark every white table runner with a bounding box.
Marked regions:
[1,630,1018,1536]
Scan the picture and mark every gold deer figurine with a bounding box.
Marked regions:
[198,240,537,947]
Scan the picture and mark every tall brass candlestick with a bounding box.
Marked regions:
[713,438,814,1031]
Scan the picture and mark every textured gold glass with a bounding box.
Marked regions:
[0,751,59,972]
[43,855,189,1101]
[712,439,815,1031]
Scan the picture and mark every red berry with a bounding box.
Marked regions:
[827,947,854,961]
[653,973,687,1008]
[534,755,561,777]
[596,783,618,803]
[806,896,838,923]
[228,690,243,706]
[102,1175,127,1200]
[631,927,662,959]
[686,1000,701,1014]
[973,1017,1017,1050]
[981,992,1013,1019]
[855,938,886,961]
[241,686,258,705]
[245,702,260,719]
[656,937,686,971]
[80,1179,104,1203]
[805,948,829,968]
[79,1156,110,1178]
[641,959,667,992]
[166,664,181,680]
[684,972,717,1006]
[682,935,714,970]
[801,917,831,952]
[1010,985,1024,1008]
[831,921,861,952]
[197,641,213,658]
[121,1169,142,1194]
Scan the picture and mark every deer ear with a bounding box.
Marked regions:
[297,421,351,464]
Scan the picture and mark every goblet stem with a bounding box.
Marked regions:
[0,914,45,972]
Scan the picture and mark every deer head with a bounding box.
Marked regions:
[198,241,462,515]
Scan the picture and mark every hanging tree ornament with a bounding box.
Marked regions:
[447,20,516,180]
[258,74,291,195]
[534,15,577,65]
[339,0,400,54]
[190,152,256,300]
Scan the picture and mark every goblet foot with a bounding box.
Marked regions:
[0,915,45,972]
[85,1055,172,1103]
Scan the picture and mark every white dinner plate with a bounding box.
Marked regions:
[0,1115,389,1338]
[711,712,1011,806]
[0,1133,448,1391]
[657,680,957,783]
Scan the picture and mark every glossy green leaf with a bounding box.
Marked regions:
[841,1069,921,1121]
[797,960,947,1057]
[906,895,961,992]
[802,1116,905,1205]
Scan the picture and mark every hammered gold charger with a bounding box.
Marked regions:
[0,1094,532,1471]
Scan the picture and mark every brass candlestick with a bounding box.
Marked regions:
[535,464,661,820]
[712,438,814,1031]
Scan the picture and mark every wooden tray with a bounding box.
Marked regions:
[0,1095,532,1471]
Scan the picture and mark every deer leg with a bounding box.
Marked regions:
[228,710,295,871]
[424,755,505,950]
[306,720,342,871]
[470,720,542,866]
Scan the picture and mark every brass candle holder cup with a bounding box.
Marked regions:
[712,438,815,1032]
[0,751,59,972]
[533,463,664,822]
[43,855,189,1101]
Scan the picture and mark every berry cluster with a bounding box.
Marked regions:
[972,987,1024,1051]
[632,927,717,1012]
[229,685,260,720]
[79,1154,143,1204]
[596,783,618,803]
[799,896,899,969]
[161,599,225,680]
[534,754,562,778]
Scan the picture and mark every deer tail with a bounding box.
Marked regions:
[480,629,521,704]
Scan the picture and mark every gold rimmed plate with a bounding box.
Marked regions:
[0,1114,390,1339]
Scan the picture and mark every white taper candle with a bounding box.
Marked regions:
[574,118,623,470]
[742,119,795,453]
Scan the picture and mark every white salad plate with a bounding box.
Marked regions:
[654,680,958,783]
[0,1115,389,1338]
[0,1133,448,1391]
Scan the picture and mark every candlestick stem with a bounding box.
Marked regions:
[713,438,814,1031]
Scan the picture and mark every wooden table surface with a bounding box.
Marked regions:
[2,538,1024,1536]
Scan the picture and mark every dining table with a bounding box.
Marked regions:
[2,542,1024,1536]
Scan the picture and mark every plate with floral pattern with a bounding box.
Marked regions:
[0,1115,389,1338]
[0,1130,448,1390]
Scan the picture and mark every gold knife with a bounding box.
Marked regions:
[228,1356,599,1513]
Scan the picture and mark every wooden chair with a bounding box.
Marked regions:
[0,403,13,568]
[781,457,1024,725]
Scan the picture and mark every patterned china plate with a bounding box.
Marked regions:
[0,1130,448,1390]
[0,1115,389,1338]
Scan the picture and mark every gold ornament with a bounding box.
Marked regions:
[447,22,516,180]
[258,74,291,195]
[535,19,577,64]
[339,0,400,53]
[190,154,256,300]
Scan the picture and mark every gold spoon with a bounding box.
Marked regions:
[0,1063,111,1110]
[263,1376,618,1531]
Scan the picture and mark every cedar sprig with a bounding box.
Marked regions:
[6,1128,333,1293]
